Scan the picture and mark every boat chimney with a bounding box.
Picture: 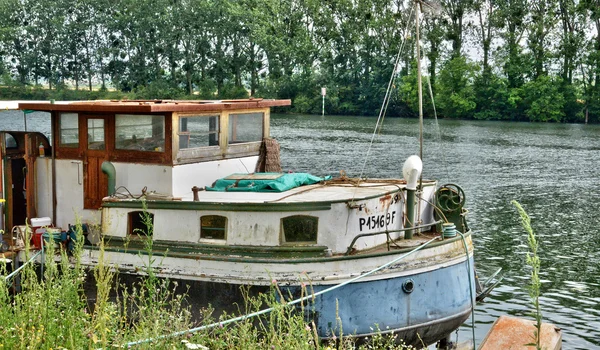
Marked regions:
[101,161,116,196]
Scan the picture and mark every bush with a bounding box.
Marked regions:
[521,76,565,122]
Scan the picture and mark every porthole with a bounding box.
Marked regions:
[402,279,415,294]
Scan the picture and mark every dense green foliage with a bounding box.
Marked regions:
[0,0,599,122]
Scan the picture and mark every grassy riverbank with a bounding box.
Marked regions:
[0,223,424,349]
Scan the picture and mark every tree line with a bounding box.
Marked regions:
[1,0,600,123]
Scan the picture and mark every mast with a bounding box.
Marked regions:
[415,0,423,163]
[414,0,424,231]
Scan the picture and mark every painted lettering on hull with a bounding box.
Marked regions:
[359,211,396,231]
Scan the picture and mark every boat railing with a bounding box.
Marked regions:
[345,220,444,255]
[3,250,42,282]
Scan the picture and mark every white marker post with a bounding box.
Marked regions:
[321,87,326,116]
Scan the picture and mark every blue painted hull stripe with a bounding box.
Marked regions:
[322,307,472,339]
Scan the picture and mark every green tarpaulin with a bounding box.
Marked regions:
[206,173,330,192]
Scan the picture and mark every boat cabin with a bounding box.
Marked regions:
[8,99,290,236]
[4,98,442,259]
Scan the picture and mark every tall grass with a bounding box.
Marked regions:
[0,215,424,349]
[512,200,542,350]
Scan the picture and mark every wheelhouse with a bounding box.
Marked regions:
[14,99,290,231]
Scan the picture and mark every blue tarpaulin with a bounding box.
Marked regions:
[206,173,330,192]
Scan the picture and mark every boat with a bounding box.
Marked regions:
[0,97,475,346]
[0,3,486,347]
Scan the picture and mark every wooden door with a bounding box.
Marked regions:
[83,116,109,209]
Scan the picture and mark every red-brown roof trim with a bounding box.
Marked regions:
[19,99,291,113]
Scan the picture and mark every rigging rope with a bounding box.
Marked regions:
[426,75,450,181]
[457,230,477,350]
[355,5,415,185]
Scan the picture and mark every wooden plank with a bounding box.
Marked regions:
[479,315,562,350]
[24,134,37,221]
[18,99,291,114]
[84,155,107,209]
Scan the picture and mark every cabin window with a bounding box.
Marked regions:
[5,133,17,149]
[115,114,165,152]
[179,115,219,149]
[59,113,79,148]
[281,215,318,244]
[87,118,105,150]
[228,112,263,144]
[200,215,227,240]
[128,211,154,236]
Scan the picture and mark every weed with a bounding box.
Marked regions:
[512,200,542,350]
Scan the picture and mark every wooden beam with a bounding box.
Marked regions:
[18,99,291,114]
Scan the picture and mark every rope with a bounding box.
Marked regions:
[255,138,281,173]
[376,4,415,138]
[457,231,477,349]
[112,186,147,200]
[426,75,450,180]
[355,5,415,186]
[125,235,442,347]
[3,250,42,282]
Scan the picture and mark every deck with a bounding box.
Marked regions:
[106,180,436,204]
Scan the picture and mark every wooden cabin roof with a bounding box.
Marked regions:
[18,98,291,114]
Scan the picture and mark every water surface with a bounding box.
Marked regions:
[270,114,600,349]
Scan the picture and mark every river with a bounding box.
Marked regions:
[1,109,599,348]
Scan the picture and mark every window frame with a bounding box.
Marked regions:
[173,108,270,165]
[280,215,319,245]
[199,215,228,241]
[58,112,80,149]
[128,210,154,237]
[115,114,166,153]
[227,112,265,145]
[52,112,172,164]
[178,114,221,150]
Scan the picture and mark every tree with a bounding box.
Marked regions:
[496,0,528,88]
[558,0,586,84]
[473,0,497,76]
[473,73,513,120]
[437,56,477,119]
[423,16,444,93]
[527,0,558,79]
[440,0,474,57]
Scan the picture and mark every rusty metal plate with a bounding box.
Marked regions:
[479,315,562,350]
